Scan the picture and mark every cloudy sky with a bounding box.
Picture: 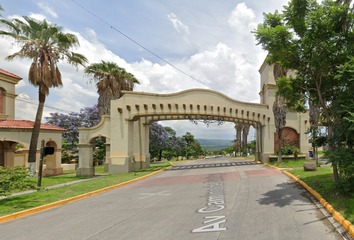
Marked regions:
[0,0,296,140]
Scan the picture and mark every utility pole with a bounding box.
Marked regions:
[37,140,45,187]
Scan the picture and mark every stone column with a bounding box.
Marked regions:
[76,143,94,177]
[133,119,150,170]
[299,114,310,159]
[44,148,63,176]
[104,141,110,171]
[109,118,134,175]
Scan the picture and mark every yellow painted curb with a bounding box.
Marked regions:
[264,163,281,170]
[263,163,293,171]
[283,171,354,238]
[0,165,173,224]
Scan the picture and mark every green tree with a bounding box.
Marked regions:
[247,140,256,154]
[253,0,354,180]
[0,17,87,172]
[323,58,354,192]
[273,63,287,162]
[85,61,140,117]
[181,132,203,159]
[224,145,235,154]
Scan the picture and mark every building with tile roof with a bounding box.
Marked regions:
[0,68,65,176]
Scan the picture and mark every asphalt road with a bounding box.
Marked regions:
[0,158,342,240]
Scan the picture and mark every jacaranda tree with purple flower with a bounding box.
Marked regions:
[149,122,186,161]
[45,105,100,163]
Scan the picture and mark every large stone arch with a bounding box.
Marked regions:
[77,89,310,176]
[0,139,28,168]
[44,140,63,176]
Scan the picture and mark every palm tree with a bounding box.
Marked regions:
[0,17,87,169]
[242,124,250,157]
[234,123,244,156]
[273,63,287,162]
[85,61,140,117]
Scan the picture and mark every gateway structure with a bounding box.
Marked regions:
[77,60,310,176]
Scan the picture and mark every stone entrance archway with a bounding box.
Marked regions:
[77,88,310,177]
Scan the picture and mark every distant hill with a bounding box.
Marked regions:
[196,139,233,151]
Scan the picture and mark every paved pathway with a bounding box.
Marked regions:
[0,158,342,240]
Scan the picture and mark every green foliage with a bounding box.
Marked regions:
[224,145,234,154]
[0,167,37,196]
[181,132,203,159]
[61,139,78,164]
[325,148,354,193]
[275,145,300,156]
[93,138,105,164]
[15,143,24,151]
[247,140,256,153]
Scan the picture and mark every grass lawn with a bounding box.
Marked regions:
[0,162,172,217]
[288,168,354,223]
[267,159,319,168]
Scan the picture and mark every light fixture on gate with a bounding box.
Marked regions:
[182,114,225,128]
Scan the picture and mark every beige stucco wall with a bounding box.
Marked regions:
[0,73,20,120]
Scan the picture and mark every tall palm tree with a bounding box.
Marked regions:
[234,123,244,156]
[0,17,87,169]
[85,61,140,117]
[242,124,250,157]
[273,63,287,162]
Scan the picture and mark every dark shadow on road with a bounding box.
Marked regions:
[168,161,256,171]
[257,181,309,207]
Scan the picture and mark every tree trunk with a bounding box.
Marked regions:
[277,127,282,162]
[97,94,112,117]
[327,124,339,181]
[28,89,46,175]
[159,149,162,161]
[242,125,250,157]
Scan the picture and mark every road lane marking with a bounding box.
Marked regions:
[139,190,171,199]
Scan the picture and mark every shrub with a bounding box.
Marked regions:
[0,166,37,196]
[275,145,301,156]
[325,148,354,194]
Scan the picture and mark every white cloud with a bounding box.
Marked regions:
[15,93,38,120]
[28,13,47,21]
[228,3,257,35]
[167,13,190,35]
[16,80,26,89]
[37,3,58,18]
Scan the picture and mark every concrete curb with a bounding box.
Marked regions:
[0,165,173,224]
[248,158,261,164]
[283,171,354,238]
[264,163,293,171]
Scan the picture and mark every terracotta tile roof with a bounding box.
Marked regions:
[0,120,65,131]
[0,68,22,80]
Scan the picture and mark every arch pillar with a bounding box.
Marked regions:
[133,119,150,170]
[77,143,94,177]
[109,119,134,175]
[3,146,14,168]
[104,141,110,172]
[299,115,310,159]
[44,148,63,177]
[255,124,261,163]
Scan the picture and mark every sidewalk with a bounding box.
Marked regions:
[0,174,109,200]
